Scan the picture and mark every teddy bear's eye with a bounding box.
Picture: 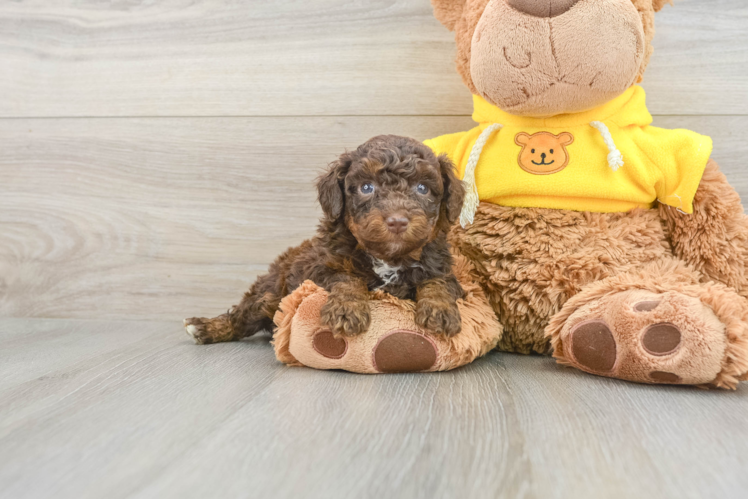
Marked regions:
[360,183,375,195]
[550,149,554,154]
[531,149,535,154]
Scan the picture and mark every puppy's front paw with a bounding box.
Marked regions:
[320,295,371,337]
[415,299,461,337]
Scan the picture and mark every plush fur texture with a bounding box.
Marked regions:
[185,135,467,344]
[428,0,748,387]
[449,203,670,354]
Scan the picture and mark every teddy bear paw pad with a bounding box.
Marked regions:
[372,331,437,373]
[312,329,348,359]
[633,299,661,312]
[569,320,617,373]
[649,371,682,384]
[641,323,681,356]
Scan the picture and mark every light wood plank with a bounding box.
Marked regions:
[0,0,746,118]
[0,318,746,498]
[2,115,746,322]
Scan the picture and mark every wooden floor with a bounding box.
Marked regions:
[2,0,748,497]
[2,318,748,498]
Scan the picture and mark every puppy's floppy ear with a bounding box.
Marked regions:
[431,0,467,31]
[438,154,465,225]
[652,0,673,12]
[317,152,352,220]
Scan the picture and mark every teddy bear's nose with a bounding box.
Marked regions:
[506,0,581,17]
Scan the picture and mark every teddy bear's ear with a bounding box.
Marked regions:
[431,0,468,31]
[652,0,673,12]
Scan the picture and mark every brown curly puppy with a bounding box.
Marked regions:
[185,135,466,344]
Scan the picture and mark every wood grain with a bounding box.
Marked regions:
[0,0,746,118]
[2,115,746,322]
[1,318,746,498]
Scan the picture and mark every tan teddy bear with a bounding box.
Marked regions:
[424,0,748,388]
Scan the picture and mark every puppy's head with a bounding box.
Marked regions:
[317,135,464,261]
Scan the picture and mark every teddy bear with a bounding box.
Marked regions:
[270,0,748,389]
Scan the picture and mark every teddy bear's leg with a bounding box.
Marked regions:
[547,259,748,389]
[660,159,748,297]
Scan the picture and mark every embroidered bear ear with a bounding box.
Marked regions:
[515,132,531,147]
[558,132,575,146]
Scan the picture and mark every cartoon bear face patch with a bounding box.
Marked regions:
[515,132,575,175]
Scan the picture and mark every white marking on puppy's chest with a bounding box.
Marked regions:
[372,258,402,288]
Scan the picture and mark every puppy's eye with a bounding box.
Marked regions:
[416,183,429,195]
[360,183,375,195]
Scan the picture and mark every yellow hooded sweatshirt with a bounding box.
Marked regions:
[424,86,712,224]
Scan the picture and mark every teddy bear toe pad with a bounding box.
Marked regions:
[561,290,727,386]
[312,329,348,359]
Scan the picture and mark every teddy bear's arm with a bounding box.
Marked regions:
[659,159,748,298]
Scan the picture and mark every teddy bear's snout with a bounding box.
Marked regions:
[505,0,581,18]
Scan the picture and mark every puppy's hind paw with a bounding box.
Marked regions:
[184,314,235,344]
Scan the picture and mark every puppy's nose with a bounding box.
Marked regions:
[386,215,410,235]
[506,0,581,17]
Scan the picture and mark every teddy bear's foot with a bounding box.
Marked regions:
[271,279,501,373]
[557,289,726,385]
[279,289,441,373]
[549,281,748,389]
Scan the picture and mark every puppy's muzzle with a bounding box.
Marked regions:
[385,214,410,235]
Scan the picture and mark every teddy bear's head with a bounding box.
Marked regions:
[431,0,672,117]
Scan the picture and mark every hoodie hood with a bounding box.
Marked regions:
[472,85,653,130]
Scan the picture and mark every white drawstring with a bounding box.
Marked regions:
[459,121,622,227]
[590,121,624,171]
[460,123,503,228]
